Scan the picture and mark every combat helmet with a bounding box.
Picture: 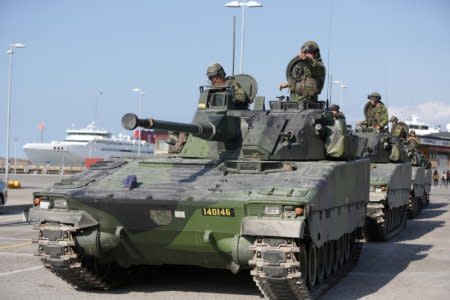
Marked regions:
[368,92,382,101]
[301,41,321,59]
[329,104,340,111]
[206,63,226,78]
[389,116,398,123]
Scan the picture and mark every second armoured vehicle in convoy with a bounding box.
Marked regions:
[423,167,432,207]
[409,166,425,217]
[408,150,432,216]
[355,128,411,241]
[30,75,370,299]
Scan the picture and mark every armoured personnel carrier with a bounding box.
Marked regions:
[408,150,432,216]
[409,166,425,217]
[355,129,411,241]
[31,75,369,299]
[423,168,432,207]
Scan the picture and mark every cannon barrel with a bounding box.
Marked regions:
[122,113,215,140]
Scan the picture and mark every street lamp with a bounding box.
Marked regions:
[332,80,349,109]
[225,1,262,73]
[4,43,25,183]
[131,88,144,157]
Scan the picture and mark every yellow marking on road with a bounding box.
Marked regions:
[0,241,31,250]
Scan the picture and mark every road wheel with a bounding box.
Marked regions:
[343,234,351,263]
[317,244,326,282]
[325,241,332,278]
[331,240,339,273]
[307,243,318,288]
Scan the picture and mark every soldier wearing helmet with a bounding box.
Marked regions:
[361,92,388,130]
[325,104,348,157]
[206,63,249,107]
[407,130,419,150]
[279,41,326,102]
[389,115,409,141]
[329,104,345,120]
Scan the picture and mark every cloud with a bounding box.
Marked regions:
[389,101,450,129]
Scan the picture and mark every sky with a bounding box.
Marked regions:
[1,0,450,159]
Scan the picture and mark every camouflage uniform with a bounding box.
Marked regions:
[364,93,388,129]
[225,77,247,103]
[368,103,388,129]
[333,111,346,121]
[329,104,346,121]
[325,104,347,157]
[207,63,249,105]
[390,119,409,141]
[286,41,326,102]
[406,135,419,151]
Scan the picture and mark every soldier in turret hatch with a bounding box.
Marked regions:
[279,41,326,102]
[406,130,419,151]
[360,92,388,130]
[329,104,345,121]
[325,104,347,157]
[206,63,251,108]
[389,116,409,141]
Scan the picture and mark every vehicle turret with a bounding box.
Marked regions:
[355,126,412,241]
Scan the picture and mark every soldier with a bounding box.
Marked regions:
[325,104,347,157]
[329,104,345,120]
[389,116,409,141]
[329,104,347,135]
[206,63,250,106]
[279,41,326,102]
[362,92,388,130]
[406,130,419,151]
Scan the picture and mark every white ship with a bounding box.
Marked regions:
[403,115,440,136]
[23,122,154,167]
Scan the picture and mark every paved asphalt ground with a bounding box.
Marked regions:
[0,174,449,299]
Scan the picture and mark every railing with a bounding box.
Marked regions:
[0,165,83,175]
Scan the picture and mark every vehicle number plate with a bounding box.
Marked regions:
[40,201,50,209]
[201,208,235,217]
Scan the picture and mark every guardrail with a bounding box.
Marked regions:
[0,166,83,175]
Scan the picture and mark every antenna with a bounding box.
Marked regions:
[325,0,335,108]
[329,73,333,104]
[232,16,236,76]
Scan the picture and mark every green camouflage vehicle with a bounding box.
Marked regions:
[407,151,432,216]
[423,168,432,207]
[409,166,425,217]
[355,129,411,241]
[31,75,369,299]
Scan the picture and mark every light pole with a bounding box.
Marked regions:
[131,88,144,156]
[225,1,262,74]
[4,43,25,183]
[332,80,349,109]
[14,138,17,175]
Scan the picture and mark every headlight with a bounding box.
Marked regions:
[53,199,68,208]
[264,205,281,216]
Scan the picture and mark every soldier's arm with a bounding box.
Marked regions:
[311,60,326,92]
[379,107,389,128]
[229,81,249,103]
